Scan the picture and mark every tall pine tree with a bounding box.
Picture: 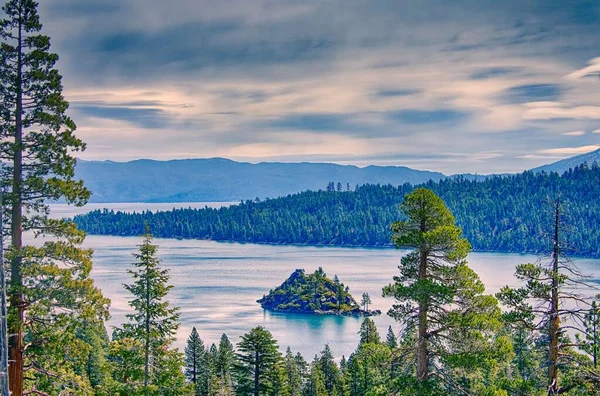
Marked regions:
[0,0,108,393]
[383,188,501,393]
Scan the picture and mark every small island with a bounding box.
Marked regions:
[258,268,381,316]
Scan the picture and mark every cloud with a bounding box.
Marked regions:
[25,0,600,174]
[593,129,600,134]
[538,145,600,155]
[523,105,600,120]
[566,57,600,80]
[563,130,585,136]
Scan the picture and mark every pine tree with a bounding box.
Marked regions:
[386,326,398,349]
[383,188,501,392]
[119,227,186,395]
[497,200,596,393]
[582,300,600,368]
[186,327,209,395]
[358,318,380,346]
[217,333,235,390]
[0,1,109,393]
[360,293,371,312]
[235,326,282,396]
[318,344,341,394]
[284,347,304,396]
[303,356,327,396]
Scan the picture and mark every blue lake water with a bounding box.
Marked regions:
[49,203,600,359]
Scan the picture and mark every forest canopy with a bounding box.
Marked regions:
[74,163,600,257]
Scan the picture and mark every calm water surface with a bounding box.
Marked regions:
[49,203,600,359]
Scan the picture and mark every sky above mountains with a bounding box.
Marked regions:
[36,0,600,174]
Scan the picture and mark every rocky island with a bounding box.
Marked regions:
[258,268,381,316]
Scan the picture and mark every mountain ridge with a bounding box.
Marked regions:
[74,150,597,203]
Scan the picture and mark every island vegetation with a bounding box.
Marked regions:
[257,268,381,316]
[74,163,600,257]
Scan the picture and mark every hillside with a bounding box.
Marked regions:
[257,268,380,316]
[531,148,600,174]
[74,164,600,257]
[75,158,446,202]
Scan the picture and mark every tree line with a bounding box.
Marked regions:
[75,163,600,257]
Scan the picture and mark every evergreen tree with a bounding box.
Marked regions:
[186,327,209,395]
[383,188,501,392]
[235,326,282,396]
[217,333,236,390]
[360,292,371,311]
[284,347,305,396]
[581,300,600,368]
[0,1,109,393]
[386,326,398,349]
[318,344,341,394]
[358,318,380,346]
[497,200,596,393]
[303,356,327,396]
[119,227,186,395]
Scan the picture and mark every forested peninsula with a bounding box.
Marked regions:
[73,164,600,257]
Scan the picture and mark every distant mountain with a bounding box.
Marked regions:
[74,158,446,203]
[531,148,600,174]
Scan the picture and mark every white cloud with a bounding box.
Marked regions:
[523,105,600,120]
[563,130,585,136]
[593,129,600,134]
[538,145,600,155]
[566,57,600,80]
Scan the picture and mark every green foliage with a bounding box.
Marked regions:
[185,327,210,395]
[258,269,366,315]
[386,326,398,349]
[235,326,282,396]
[383,188,502,391]
[113,230,187,395]
[75,164,600,257]
[358,318,381,346]
[0,0,107,393]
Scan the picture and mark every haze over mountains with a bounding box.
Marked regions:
[75,150,600,203]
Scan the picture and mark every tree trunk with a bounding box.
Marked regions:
[254,351,260,396]
[416,245,429,381]
[9,2,25,394]
[548,202,560,395]
[144,249,151,396]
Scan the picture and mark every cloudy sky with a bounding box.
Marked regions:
[36,0,600,174]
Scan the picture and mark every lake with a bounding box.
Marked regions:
[48,203,600,360]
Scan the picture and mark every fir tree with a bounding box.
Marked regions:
[303,356,327,396]
[358,318,380,346]
[119,227,186,395]
[217,333,236,390]
[186,327,209,395]
[318,344,341,394]
[386,326,398,349]
[284,347,304,396]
